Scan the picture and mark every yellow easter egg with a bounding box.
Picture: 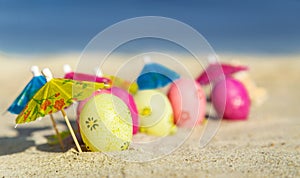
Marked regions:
[79,93,132,152]
[134,90,177,136]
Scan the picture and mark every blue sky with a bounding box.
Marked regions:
[0,0,299,54]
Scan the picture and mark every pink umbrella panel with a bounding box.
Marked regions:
[64,72,111,85]
[196,63,248,85]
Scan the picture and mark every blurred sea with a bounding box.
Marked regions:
[0,0,299,55]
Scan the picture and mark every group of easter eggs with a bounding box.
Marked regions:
[70,62,251,152]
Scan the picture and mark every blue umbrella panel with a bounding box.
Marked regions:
[8,75,47,114]
[137,62,180,90]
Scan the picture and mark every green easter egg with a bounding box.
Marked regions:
[80,93,132,152]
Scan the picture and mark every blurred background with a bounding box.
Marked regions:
[0,0,300,55]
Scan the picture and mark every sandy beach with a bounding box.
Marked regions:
[0,53,299,177]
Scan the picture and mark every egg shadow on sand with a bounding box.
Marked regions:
[0,126,49,156]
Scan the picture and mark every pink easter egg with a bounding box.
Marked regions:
[212,77,250,120]
[77,87,139,134]
[168,78,206,127]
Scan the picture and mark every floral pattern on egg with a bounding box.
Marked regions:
[85,117,99,131]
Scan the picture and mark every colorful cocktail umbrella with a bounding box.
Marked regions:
[7,66,65,149]
[63,64,138,94]
[104,75,139,95]
[7,66,47,114]
[137,56,180,90]
[16,68,110,152]
[196,62,248,85]
[63,64,111,85]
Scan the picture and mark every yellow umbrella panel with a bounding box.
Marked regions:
[16,78,110,152]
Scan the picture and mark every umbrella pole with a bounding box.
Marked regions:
[49,114,65,150]
[61,109,82,153]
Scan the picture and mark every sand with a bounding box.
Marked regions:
[0,53,299,177]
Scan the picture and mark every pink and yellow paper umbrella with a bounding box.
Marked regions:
[16,68,110,152]
[104,75,139,95]
[63,64,111,85]
[63,64,137,95]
